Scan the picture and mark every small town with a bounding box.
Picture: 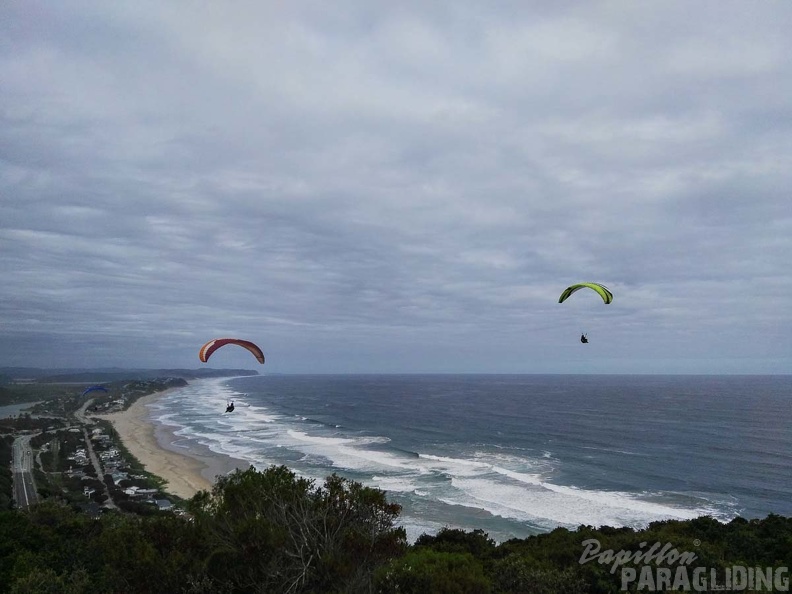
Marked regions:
[1,376,188,516]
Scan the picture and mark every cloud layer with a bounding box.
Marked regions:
[2,1,791,372]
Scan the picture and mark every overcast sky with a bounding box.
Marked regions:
[2,1,791,374]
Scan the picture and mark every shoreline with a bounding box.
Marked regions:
[100,385,250,500]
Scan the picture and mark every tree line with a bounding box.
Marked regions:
[1,465,790,593]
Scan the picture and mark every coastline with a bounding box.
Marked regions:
[100,386,250,500]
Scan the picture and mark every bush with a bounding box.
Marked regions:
[189,465,407,593]
[491,555,587,594]
[376,549,491,593]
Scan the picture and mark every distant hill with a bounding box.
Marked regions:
[0,368,259,383]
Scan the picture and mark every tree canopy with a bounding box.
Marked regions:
[0,466,790,593]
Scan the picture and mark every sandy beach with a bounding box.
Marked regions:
[101,388,249,500]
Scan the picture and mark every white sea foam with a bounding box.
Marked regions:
[276,429,413,474]
[372,475,420,493]
[337,446,420,471]
[286,430,356,446]
[490,466,545,486]
[417,448,726,528]
[418,454,491,476]
[440,476,704,530]
[234,408,278,424]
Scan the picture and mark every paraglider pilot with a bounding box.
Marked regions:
[580,333,589,344]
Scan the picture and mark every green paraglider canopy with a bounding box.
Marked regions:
[558,282,613,304]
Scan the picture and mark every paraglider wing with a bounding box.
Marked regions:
[199,338,265,364]
[81,385,108,397]
[558,282,613,304]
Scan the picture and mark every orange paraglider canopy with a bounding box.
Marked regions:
[199,338,265,364]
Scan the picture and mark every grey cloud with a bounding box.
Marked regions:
[1,0,790,372]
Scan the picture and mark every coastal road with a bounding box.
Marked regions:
[12,434,39,508]
[74,398,95,425]
[81,426,117,509]
[74,399,118,509]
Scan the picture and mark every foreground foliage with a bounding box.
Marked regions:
[1,466,407,593]
[0,465,790,593]
[189,466,407,592]
[0,436,12,510]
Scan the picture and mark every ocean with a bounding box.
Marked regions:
[149,374,792,543]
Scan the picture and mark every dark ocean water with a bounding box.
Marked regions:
[150,374,792,542]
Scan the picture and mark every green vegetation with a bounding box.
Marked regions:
[0,466,408,593]
[189,466,407,592]
[1,465,790,593]
[0,436,12,509]
[0,382,60,407]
